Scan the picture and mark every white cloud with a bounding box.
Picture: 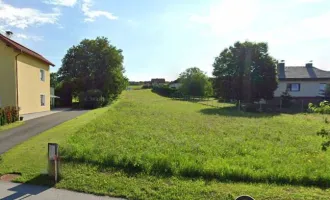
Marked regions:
[190,0,260,35]
[43,0,77,7]
[246,11,330,45]
[0,0,61,29]
[82,0,118,22]
[14,33,43,41]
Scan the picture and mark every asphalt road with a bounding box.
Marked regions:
[0,110,87,155]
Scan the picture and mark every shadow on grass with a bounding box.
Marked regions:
[24,174,57,187]
[61,157,330,189]
[1,174,54,200]
[199,106,281,118]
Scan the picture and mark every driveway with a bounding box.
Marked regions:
[0,110,87,155]
[0,181,122,200]
[21,108,71,121]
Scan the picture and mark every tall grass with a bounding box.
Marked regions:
[62,90,330,187]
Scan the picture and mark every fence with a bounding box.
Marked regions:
[171,95,310,113]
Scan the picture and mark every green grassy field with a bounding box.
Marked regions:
[63,90,330,186]
[1,90,330,199]
[128,85,143,90]
[0,121,24,132]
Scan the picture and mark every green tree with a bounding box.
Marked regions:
[179,67,213,97]
[50,72,58,87]
[213,41,278,102]
[58,37,127,101]
[321,84,330,100]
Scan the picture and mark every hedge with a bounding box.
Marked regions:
[0,106,19,126]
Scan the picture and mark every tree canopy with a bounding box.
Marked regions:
[57,37,128,101]
[213,41,278,102]
[50,72,58,88]
[179,67,213,97]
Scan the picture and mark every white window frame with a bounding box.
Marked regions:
[40,94,45,106]
[40,69,45,82]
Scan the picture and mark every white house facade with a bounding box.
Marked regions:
[274,62,330,98]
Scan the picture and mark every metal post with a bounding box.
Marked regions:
[280,99,282,111]
[301,100,304,112]
[48,143,59,183]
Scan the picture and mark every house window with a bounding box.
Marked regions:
[40,95,45,106]
[40,69,45,81]
[287,83,300,92]
[320,83,327,93]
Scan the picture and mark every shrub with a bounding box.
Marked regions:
[0,106,19,126]
[152,85,177,97]
[281,90,293,108]
[308,101,330,114]
[316,128,330,151]
[79,89,105,109]
[142,85,152,89]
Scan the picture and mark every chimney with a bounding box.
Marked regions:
[5,31,13,38]
[306,60,313,68]
[277,60,285,78]
[278,60,285,70]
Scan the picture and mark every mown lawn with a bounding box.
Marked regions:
[128,85,143,90]
[0,121,24,132]
[1,90,330,199]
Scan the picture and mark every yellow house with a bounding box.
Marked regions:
[0,34,55,115]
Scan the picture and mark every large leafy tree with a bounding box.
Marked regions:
[58,37,127,100]
[179,67,213,97]
[213,41,278,102]
[50,72,58,87]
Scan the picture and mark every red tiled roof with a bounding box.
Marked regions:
[0,34,55,66]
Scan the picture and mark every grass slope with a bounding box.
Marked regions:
[0,121,24,132]
[63,90,330,187]
[1,90,330,199]
[0,107,109,181]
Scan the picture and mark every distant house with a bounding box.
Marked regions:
[169,79,181,89]
[0,33,54,114]
[151,78,166,86]
[274,61,330,100]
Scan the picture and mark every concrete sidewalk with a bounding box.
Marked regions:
[0,181,123,200]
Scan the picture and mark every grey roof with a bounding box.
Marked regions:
[278,66,330,79]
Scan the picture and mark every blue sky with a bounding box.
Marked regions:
[1,0,330,81]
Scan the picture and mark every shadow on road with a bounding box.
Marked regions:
[1,174,54,200]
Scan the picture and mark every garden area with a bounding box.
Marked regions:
[0,106,22,131]
[1,90,330,199]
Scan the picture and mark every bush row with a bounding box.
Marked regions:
[308,101,330,114]
[151,85,178,97]
[0,106,19,126]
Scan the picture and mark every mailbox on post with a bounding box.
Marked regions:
[48,143,59,183]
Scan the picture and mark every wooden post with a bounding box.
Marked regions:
[280,99,282,111]
[301,100,304,112]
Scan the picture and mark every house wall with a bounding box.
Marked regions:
[274,80,330,97]
[0,41,17,107]
[17,54,50,114]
